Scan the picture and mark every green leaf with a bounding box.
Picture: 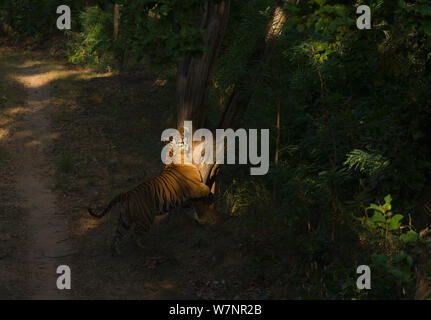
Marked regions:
[384,194,392,204]
[416,5,431,16]
[159,4,170,16]
[371,253,390,267]
[400,230,418,243]
[423,25,431,37]
[388,214,403,230]
[406,255,413,267]
[368,203,384,213]
[368,212,385,226]
[398,0,407,9]
[389,268,410,282]
[382,202,392,212]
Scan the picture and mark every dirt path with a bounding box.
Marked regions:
[13,62,73,299]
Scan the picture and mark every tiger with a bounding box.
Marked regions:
[88,162,211,255]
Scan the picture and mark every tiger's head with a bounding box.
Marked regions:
[163,127,209,167]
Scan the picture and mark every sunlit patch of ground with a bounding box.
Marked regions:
[73,214,103,237]
[0,128,8,140]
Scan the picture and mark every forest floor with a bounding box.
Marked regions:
[0,44,291,299]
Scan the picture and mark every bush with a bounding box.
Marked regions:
[66,6,114,66]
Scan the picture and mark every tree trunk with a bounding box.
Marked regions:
[273,84,281,200]
[176,1,231,131]
[113,3,119,41]
[218,1,287,130]
[197,1,287,186]
[176,0,287,197]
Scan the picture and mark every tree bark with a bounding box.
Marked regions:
[113,3,119,41]
[176,0,287,194]
[197,1,287,185]
[176,1,231,131]
[273,83,281,200]
[218,1,287,130]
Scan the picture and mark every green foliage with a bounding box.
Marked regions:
[367,252,415,298]
[213,0,431,299]
[215,0,274,90]
[365,195,401,232]
[0,0,92,41]
[344,149,390,177]
[115,0,205,68]
[358,195,412,246]
[355,196,431,298]
[224,179,271,216]
[66,6,114,65]
[0,0,58,38]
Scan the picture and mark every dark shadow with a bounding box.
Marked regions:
[16,63,51,76]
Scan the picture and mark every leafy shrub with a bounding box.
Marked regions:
[224,179,271,216]
[355,195,431,299]
[67,6,114,66]
[0,0,58,39]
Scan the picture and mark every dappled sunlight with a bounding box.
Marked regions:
[16,68,66,89]
[160,281,175,291]
[74,214,103,237]
[26,97,52,106]
[25,140,42,148]
[13,60,112,91]
[142,280,176,293]
[23,132,59,147]
[16,73,53,88]
[46,132,60,140]
[12,129,33,140]
[10,129,60,148]
[6,106,31,116]
[0,117,12,127]
[47,68,113,83]
[79,71,114,80]
[0,128,8,140]
[153,78,168,87]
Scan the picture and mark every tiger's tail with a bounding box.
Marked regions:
[88,193,124,219]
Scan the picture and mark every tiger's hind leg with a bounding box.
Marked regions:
[111,204,134,256]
